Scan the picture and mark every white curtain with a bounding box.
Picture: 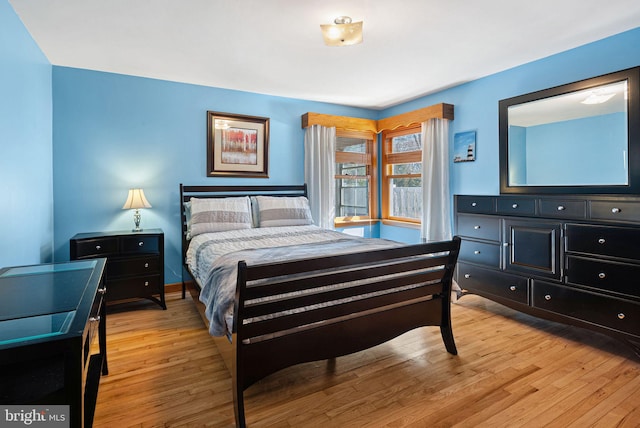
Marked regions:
[421,118,452,242]
[304,125,336,229]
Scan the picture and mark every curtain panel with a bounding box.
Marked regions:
[304,125,336,229]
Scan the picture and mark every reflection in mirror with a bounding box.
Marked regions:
[507,80,628,186]
[499,66,640,195]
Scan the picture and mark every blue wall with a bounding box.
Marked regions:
[0,0,53,267]
[51,68,376,283]
[378,26,640,242]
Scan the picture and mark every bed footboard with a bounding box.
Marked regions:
[232,237,461,427]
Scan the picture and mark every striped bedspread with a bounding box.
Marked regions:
[186,226,400,338]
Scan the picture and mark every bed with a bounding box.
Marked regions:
[179,184,461,427]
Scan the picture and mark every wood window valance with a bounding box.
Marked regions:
[302,103,454,133]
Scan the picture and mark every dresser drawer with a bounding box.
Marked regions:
[539,199,586,219]
[565,224,640,261]
[590,200,640,223]
[566,256,640,299]
[496,197,535,216]
[532,280,640,337]
[73,238,118,258]
[456,195,495,214]
[108,256,160,278]
[459,240,500,268]
[457,215,500,241]
[107,275,161,301]
[121,235,159,254]
[457,262,528,304]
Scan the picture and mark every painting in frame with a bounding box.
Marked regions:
[207,111,269,177]
[453,130,476,163]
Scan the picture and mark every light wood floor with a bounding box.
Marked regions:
[93,292,640,427]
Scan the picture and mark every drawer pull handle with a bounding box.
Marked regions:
[89,316,101,323]
[557,205,565,211]
[509,285,516,291]
[598,272,606,279]
[598,238,606,244]
[544,294,552,301]
[512,203,518,209]
[464,274,471,279]
[618,313,625,320]
[611,207,621,214]
[138,241,144,247]
[474,225,481,230]
[503,242,509,247]
[98,287,107,294]
[96,245,101,250]
[474,250,481,254]
[144,263,149,268]
[471,202,477,207]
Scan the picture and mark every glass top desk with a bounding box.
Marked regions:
[0,258,107,428]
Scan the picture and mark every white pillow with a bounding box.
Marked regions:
[255,196,314,227]
[189,196,252,237]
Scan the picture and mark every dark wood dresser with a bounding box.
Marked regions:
[454,194,640,356]
[0,259,107,428]
[70,229,165,310]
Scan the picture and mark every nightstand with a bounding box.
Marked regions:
[70,229,166,309]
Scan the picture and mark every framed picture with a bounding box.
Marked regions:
[453,130,476,163]
[207,111,269,177]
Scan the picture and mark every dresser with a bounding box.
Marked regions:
[70,229,165,310]
[454,194,640,356]
[0,259,107,428]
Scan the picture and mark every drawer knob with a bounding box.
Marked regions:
[89,316,101,323]
[618,313,625,320]
[96,245,101,250]
[598,272,606,279]
[474,225,481,230]
[544,294,552,301]
[509,285,516,291]
[98,287,107,294]
[464,274,471,279]
[144,281,149,286]
[611,207,621,214]
[598,238,606,245]
[474,250,481,254]
[557,205,565,211]
[512,203,518,209]
[144,263,149,268]
[503,242,509,247]
[138,241,144,247]
[471,202,477,207]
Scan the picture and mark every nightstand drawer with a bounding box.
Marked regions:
[108,256,160,278]
[74,238,118,258]
[107,275,161,301]
[121,236,159,254]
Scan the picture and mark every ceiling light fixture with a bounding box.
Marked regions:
[320,16,363,47]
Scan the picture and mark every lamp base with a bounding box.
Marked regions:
[132,228,144,232]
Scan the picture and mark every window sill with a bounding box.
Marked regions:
[335,218,380,228]
[381,219,421,230]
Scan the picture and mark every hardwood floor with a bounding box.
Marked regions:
[93,292,640,427]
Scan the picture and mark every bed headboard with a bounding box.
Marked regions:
[179,184,308,267]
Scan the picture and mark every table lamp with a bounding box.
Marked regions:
[122,188,152,232]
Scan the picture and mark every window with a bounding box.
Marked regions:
[335,130,377,224]
[382,127,422,223]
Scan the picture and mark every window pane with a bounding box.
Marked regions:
[391,133,421,153]
[338,164,366,176]
[337,137,367,153]
[335,178,369,217]
[390,178,422,219]
[392,162,422,175]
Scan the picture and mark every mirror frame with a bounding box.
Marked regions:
[499,66,640,194]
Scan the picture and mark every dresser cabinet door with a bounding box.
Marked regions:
[503,220,562,280]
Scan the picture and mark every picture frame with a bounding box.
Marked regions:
[207,111,269,177]
[453,130,476,163]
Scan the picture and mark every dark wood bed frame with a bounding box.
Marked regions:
[180,184,461,427]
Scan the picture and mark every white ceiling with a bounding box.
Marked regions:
[9,0,640,109]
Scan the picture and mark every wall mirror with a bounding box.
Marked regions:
[499,67,640,194]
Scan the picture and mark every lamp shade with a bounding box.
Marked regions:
[321,16,363,47]
[122,188,152,210]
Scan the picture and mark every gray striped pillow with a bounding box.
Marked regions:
[189,196,252,237]
[256,196,314,227]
